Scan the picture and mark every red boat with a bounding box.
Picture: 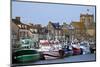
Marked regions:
[72,47,81,55]
[71,42,81,55]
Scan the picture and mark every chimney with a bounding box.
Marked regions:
[16,17,20,21]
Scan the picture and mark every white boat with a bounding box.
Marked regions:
[80,41,90,54]
[38,43,63,60]
[42,51,60,60]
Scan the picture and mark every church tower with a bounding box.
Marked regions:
[80,9,94,29]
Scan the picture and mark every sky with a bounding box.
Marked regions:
[12,1,96,26]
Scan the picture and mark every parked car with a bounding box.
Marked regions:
[13,49,41,63]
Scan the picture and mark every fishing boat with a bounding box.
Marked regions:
[71,40,81,55]
[39,40,64,60]
[80,41,91,54]
[13,49,41,62]
[13,38,41,63]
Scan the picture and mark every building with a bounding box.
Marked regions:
[70,21,86,41]
[80,13,94,29]
[28,23,48,41]
[80,13,95,40]
[67,13,95,41]
[39,27,48,40]
[61,22,70,41]
[11,22,19,48]
[12,17,29,40]
[28,23,40,41]
[47,21,62,40]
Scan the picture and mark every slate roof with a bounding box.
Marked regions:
[51,22,60,29]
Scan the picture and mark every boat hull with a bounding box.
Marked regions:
[42,51,60,60]
[15,54,40,62]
